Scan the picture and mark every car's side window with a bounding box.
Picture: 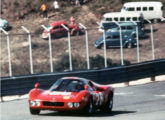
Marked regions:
[106,36,112,39]
[121,26,126,30]
[112,35,119,39]
[127,26,133,30]
[53,26,60,29]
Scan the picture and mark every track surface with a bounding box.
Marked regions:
[1,81,165,120]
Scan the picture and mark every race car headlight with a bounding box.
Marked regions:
[29,100,40,106]
[67,102,73,108]
[30,101,36,106]
[74,103,80,108]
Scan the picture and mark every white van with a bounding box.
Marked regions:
[121,2,164,22]
[99,12,144,31]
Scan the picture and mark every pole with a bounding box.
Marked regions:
[103,29,107,68]
[145,19,155,60]
[21,26,34,74]
[114,21,124,65]
[79,23,90,69]
[41,25,53,72]
[96,22,108,68]
[0,28,12,76]
[132,22,140,63]
[61,24,72,71]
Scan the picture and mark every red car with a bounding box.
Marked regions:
[28,77,114,115]
[41,21,83,39]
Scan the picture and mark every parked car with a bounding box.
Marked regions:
[107,22,145,38]
[28,77,114,115]
[121,1,165,22]
[95,31,137,49]
[0,18,9,30]
[41,21,83,39]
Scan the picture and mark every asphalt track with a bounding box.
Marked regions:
[1,81,165,120]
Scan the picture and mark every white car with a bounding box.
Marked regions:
[0,18,9,30]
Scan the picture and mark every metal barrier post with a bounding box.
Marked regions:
[114,21,124,65]
[133,22,140,63]
[96,22,107,68]
[61,24,72,71]
[103,29,107,68]
[79,23,90,69]
[21,26,34,74]
[145,19,155,81]
[145,19,155,60]
[0,28,12,76]
[41,25,53,72]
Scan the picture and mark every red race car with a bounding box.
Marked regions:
[41,21,83,39]
[28,77,114,115]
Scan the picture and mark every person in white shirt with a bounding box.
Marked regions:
[54,0,60,10]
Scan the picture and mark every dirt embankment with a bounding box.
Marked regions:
[1,0,165,77]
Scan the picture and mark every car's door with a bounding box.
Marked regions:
[111,34,121,47]
[51,25,61,37]
[59,24,68,37]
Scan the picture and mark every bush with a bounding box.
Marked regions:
[54,54,131,71]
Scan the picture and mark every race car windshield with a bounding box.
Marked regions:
[49,79,85,92]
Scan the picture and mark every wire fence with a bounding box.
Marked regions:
[1,23,165,77]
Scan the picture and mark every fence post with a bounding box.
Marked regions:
[79,23,90,69]
[132,22,140,63]
[41,25,53,73]
[145,19,155,81]
[61,24,72,71]
[0,28,12,76]
[96,22,107,68]
[114,21,124,66]
[21,26,34,74]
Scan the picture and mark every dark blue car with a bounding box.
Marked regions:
[95,31,137,49]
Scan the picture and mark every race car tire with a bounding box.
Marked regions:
[84,99,93,115]
[105,95,113,112]
[29,108,40,115]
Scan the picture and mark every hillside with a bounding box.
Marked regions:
[1,0,165,77]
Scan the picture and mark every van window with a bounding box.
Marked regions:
[114,17,119,21]
[127,26,133,30]
[128,7,135,11]
[126,17,131,21]
[143,7,147,11]
[149,7,154,11]
[106,18,112,21]
[132,17,137,21]
[120,17,125,21]
[136,7,141,11]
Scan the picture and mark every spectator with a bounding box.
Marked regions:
[41,3,48,18]
[54,0,60,11]
[70,16,75,25]
[75,0,80,6]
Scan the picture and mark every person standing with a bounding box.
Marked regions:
[54,0,60,11]
[41,3,48,18]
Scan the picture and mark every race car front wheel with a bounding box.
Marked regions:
[84,99,93,115]
[29,108,40,115]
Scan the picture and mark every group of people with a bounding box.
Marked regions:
[41,0,60,18]
[69,0,84,6]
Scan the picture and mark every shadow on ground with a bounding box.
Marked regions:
[39,110,136,117]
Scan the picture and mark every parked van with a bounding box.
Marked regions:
[121,2,164,22]
[107,22,145,38]
[94,31,137,49]
[99,12,144,31]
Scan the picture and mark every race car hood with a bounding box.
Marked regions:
[36,90,87,102]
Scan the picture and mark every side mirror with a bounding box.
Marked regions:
[84,85,88,90]
[35,83,39,89]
